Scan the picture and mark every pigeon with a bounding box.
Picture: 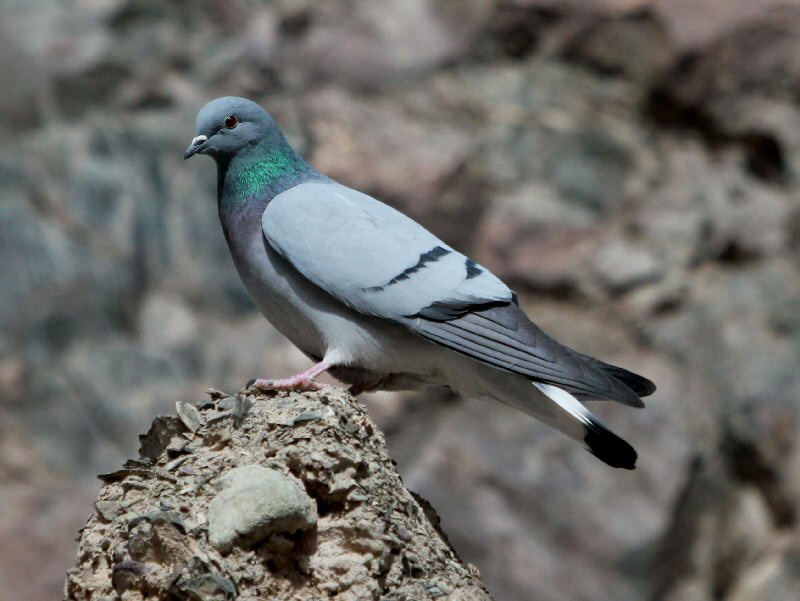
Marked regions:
[185,96,655,469]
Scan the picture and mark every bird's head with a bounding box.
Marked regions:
[184,96,276,161]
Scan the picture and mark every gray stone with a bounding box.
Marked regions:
[176,401,204,433]
[593,240,665,295]
[207,465,317,553]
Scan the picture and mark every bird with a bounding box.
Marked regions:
[184,96,655,469]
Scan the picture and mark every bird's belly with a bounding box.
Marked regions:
[226,224,440,381]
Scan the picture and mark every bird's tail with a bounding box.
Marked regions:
[531,382,637,469]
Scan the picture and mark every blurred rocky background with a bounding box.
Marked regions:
[1,0,799,599]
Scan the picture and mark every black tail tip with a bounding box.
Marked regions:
[584,422,637,470]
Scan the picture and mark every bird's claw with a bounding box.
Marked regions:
[249,377,328,392]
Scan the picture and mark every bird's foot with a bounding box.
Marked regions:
[248,376,329,392]
[247,361,332,393]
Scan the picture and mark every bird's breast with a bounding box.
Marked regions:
[223,211,326,356]
[220,207,444,383]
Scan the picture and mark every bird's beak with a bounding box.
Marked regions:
[184,135,208,160]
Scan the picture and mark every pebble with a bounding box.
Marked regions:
[176,401,205,432]
[207,465,317,553]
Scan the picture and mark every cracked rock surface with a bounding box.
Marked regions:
[64,388,492,601]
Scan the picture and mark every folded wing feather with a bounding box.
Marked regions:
[262,181,653,405]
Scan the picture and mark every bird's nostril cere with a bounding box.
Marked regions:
[184,135,209,159]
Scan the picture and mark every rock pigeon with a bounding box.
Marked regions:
[185,97,655,469]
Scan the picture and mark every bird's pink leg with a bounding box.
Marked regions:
[248,361,331,392]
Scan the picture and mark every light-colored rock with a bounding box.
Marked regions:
[208,464,317,552]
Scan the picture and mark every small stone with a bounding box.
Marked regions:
[266,415,295,427]
[207,465,317,553]
[217,396,236,410]
[95,500,121,521]
[292,411,321,425]
[128,510,187,534]
[196,399,217,410]
[232,393,252,428]
[176,401,205,432]
[98,466,152,483]
[426,580,453,597]
[174,573,236,601]
[165,456,189,472]
[206,388,229,401]
[139,416,187,461]
[167,437,191,456]
[126,512,192,566]
[206,410,231,424]
[111,560,150,593]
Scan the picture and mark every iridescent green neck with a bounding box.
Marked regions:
[222,146,309,202]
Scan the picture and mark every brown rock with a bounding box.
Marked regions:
[64,388,493,600]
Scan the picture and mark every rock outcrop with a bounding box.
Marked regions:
[64,387,492,601]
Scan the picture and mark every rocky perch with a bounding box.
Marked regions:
[64,387,492,601]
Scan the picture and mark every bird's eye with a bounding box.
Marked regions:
[224,115,238,129]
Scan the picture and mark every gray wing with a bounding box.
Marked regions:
[409,303,651,407]
[263,182,653,406]
[262,182,513,319]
